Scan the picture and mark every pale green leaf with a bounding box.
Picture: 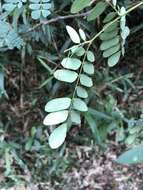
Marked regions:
[87,2,107,21]
[0,72,5,93]
[112,0,117,7]
[71,46,85,56]
[76,86,88,98]
[121,26,130,40]
[120,7,126,16]
[71,0,90,13]
[121,44,125,56]
[3,4,16,11]
[43,110,68,126]
[87,51,95,62]
[66,25,80,44]
[73,98,88,112]
[117,144,143,165]
[83,62,94,75]
[108,51,121,67]
[45,98,71,112]
[61,58,81,70]
[29,3,41,10]
[70,111,81,124]
[54,69,78,83]
[42,10,51,18]
[49,123,67,149]
[120,16,126,31]
[79,28,86,41]
[75,47,85,56]
[80,74,93,87]
[31,10,41,20]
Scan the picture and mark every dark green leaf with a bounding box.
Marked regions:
[87,2,107,21]
[71,0,90,13]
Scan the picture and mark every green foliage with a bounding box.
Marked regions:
[54,69,78,83]
[100,6,130,67]
[66,25,81,44]
[71,0,90,13]
[0,20,23,50]
[45,97,71,112]
[3,0,27,11]
[40,1,141,150]
[29,0,52,20]
[3,0,52,20]
[0,70,5,97]
[117,144,143,165]
[0,3,143,188]
[87,1,107,21]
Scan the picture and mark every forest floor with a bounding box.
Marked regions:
[47,146,143,190]
[3,143,143,190]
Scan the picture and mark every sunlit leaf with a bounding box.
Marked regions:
[73,98,88,112]
[108,51,121,67]
[80,74,93,87]
[61,58,81,70]
[83,62,94,75]
[49,123,67,149]
[54,69,78,83]
[45,98,71,112]
[79,28,86,41]
[71,46,85,56]
[87,51,95,62]
[66,25,80,44]
[43,110,68,125]
[76,86,88,98]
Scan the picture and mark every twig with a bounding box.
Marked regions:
[25,11,90,34]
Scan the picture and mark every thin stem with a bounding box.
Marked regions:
[71,43,91,102]
[24,11,90,34]
[64,16,120,53]
[90,17,119,43]
[125,1,143,15]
